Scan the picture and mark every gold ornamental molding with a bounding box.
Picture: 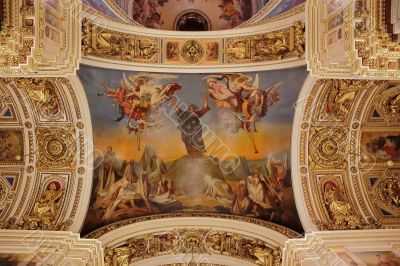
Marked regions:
[0,77,93,232]
[225,21,304,64]
[104,229,282,266]
[84,214,298,266]
[80,15,305,72]
[307,0,400,79]
[82,19,159,64]
[292,77,400,232]
[0,0,80,76]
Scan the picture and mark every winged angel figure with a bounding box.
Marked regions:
[98,73,182,150]
[204,73,280,153]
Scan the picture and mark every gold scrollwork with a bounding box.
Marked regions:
[180,40,205,64]
[225,21,304,64]
[37,128,76,168]
[377,83,400,122]
[316,176,381,230]
[318,79,374,121]
[298,79,400,230]
[309,128,348,168]
[377,178,400,211]
[81,19,304,66]
[0,179,72,230]
[104,229,282,266]
[82,18,159,63]
[15,78,63,120]
[320,177,362,229]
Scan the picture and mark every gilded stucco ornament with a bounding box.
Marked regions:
[0,180,72,230]
[103,229,282,266]
[384,93,400,118]
[15,78,63,120]
[377,178,400,210]
[320,177,362,229]
[318,79,374,121]
[309,128,347,168]
[180,40,205,64]
[0,77,91,232]
[353,0,400,74]
[37,128,76,168]
[225,22,305,64]
[81,18,159,63]
[81,18,305,66]
[377,83,400,122]
[295,78,399,231]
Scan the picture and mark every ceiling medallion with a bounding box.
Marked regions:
[180,40,205,64]
[37,129,76,168]
[309,128,347,167]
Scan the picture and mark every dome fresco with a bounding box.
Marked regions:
[78,65,307,235]
[85,0,271,30]
[82,0,306,29]
[114,0,270,30]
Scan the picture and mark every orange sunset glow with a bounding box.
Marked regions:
[94,123,292,162]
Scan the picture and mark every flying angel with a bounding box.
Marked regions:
[98,72,182,150]
[204,73,281,153]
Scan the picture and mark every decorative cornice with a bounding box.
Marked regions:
[84,213,301,239]
[104,228,283,266]
[81,18,305,70]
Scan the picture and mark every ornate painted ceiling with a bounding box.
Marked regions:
[82,0,305,30]
[0,0,399,265]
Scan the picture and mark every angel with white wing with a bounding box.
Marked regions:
[204,73,280,153]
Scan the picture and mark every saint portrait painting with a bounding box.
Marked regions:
[78,65,308,234]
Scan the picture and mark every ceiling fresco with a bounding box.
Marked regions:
[1,0,400,264]
[78,65,307,234]
[96,0,271,30]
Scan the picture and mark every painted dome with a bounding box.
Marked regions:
[112,0,270,30]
